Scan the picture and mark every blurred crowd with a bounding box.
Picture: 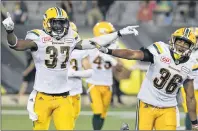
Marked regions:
[1,1,197,26]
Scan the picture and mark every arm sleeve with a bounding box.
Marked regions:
[80,32,119,49]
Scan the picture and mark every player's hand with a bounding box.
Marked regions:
[192,124,198,130]
[90,40,109,54]
[2,12,14,33]
[118,25,139,37]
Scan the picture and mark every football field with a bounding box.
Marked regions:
[1,106,185,130]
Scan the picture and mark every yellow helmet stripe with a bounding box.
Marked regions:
[183,28,191,38]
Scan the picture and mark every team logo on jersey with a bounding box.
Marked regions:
[64,38,75,46]
[42,37,52,43]
[181,66,190,74]
[160,56,171,64]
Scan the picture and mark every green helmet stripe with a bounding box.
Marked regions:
[54,7,59,17]
[56,7,62,16]
[184,28,190,38]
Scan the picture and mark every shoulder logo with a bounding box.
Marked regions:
[42,37,52,43]
[160,56,171,64]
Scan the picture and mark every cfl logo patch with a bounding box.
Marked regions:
[160,56,171,64]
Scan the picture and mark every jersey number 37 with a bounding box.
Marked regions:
[45,46,70,69]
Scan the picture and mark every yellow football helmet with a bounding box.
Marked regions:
[93,21,115,37]
[170,27,197,60]
[190,27,198,49]
[43,7,69,39]
[70,22,78,32]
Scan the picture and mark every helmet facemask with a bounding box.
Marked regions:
[170,37,194,60]
[49,18,69,40]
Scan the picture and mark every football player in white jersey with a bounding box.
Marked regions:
[91,27,198,130]
[181,27,198,130]
[68,22,93,128]
[2,7,139,130]
[85,21,119,130]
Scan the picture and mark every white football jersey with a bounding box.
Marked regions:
[137,41,197,107]
[191,50,198,90]
[25,28,81,94]
[86,42,118,86]
[68,50,88,96]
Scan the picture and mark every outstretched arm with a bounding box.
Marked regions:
[75,25,139,50]
[2,12,37,51]
[184,79,198,129]
[110,49,144,60]
[90,42,154,62]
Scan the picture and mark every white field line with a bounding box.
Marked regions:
[2,110,186,118]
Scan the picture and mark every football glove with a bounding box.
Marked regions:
[192,124,198,130]
[120,123,130,130]
[2,12,14,33]
[90,41,109,54]
[118,25,139,37]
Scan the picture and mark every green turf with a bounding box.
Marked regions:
[1,106,185,130]
[1,105,138,111]
[1,114,135,130]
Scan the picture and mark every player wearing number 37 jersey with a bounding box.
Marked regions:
[92,27,198,130]
[2,7,139,130]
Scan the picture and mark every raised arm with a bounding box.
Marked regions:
[183,79,198,129]
[2,12,37,51]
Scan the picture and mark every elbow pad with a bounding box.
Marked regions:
[140,47,154,63]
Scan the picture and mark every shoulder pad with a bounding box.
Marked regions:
[73,31,79,40]
[26,29,42,40]
[27,29,41,37]
[152,41,166,54]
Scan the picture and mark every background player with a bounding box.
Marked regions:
[2,7,139,130]
[12,50,36,104]
[68,21,93,128]
[85,21,120,130]
[92,27,198,130]
[181,27,198,130]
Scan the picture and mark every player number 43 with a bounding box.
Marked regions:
[45,46,70,69]
[93,56,112,69]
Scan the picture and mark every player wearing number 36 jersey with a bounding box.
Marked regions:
[92,27,198,130]
[2,6,139,130]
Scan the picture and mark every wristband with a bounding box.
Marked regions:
[107,49,113,55]
[7,30,14,34]
[117,31,122,37]
[7,35,18,47]
[191,119,198,125]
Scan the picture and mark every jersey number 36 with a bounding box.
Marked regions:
[153,68,183,94]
